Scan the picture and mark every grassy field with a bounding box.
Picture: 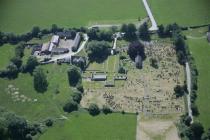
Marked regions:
[0,0,146,33]
[0,44,15,69]
[148,0,210,26]
[40,112,137,140]
[187,37,210,129]
[0,63,73,121]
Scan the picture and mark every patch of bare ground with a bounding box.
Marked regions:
[137,115,180,140]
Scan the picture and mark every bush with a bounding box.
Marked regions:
[119,55,126,60]
[45,119,53,127]
[174,85,185,97]
[102,105,112,114]
[88,104,100,116]
[118,66,126,74]
[72,91,82,103]
[33,67,48,93]
[67,65,81,87]
[191,103,199,116]
[150,58,158,69]
[76,83,84,93]
[63,100,78,113]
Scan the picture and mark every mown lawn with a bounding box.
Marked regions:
[39,112,137,140]
[0,44,15,69]
[148,0,210,26]
[187,37,210,129]
[0,0,146,33]
[0,63,73,121]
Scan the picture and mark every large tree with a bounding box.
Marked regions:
[86,41,110,62]
[33,67,48,93]
[25,56,39,73]
[67,65,81,87]
[139,23,150,41]
[88,104,100,116]
[121,23,137,40]
[6,63,19,79]
[190,122,204,139]
[10,57,22,68]
[63,100,78,113]
[127,41,146,61]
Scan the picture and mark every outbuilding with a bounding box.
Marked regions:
[91,73,107,81]
[51,35,60,45]
[207,32,210,43]
[51,48,69,55]
[135,55,142,69]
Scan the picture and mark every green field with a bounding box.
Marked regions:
[0,62,73,121]
[40,112,137,140]
[0,44,15,69]
[187,37,210,129]
[0,0,146,33]
[148,0,210,26]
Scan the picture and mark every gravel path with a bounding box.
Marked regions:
[186,62,193,123]
[142,0,158,31]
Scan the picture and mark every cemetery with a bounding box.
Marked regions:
[81,40,185,115]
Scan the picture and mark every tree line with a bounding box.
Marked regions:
[0,24,88,46]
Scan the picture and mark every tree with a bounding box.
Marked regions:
[7,114,28,140]
[72,90,82,103]
[150,58,158,69]
[120,23,137,40]
[87,29,98,40]
[15,44,25,58]
[86,41,110,62]
[11,57,22,68]
[139,23,150,41]
[51,24,58,33]
[126,23,137,39]
[45,118,53,127]
[190,122,204,139]
[88,104,100,116]
[121,24,128,33]
[102,105,112,114]
[63,100,78,113]
[67,65,81,87]
[127,41,146,61]
[31,26,40,38]
[25,56,38,73]
[191,103,199,116]
[118,66,126,74]
[6,63,19,79]
[202,128,210,140]
[33,67,48,93]
[174,85,185,97]
[158,24,165,37]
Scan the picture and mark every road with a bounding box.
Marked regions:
[88,17,149,29]
[142,0,158,31]
[186,62,193,123]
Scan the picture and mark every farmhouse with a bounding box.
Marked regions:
[72,33,81,51]
[135,55,142,69]
[41,43,50,54]
[51,48,69,55]
[40,35,60,54]
[51,35,60,45]
[91,73,107,81]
